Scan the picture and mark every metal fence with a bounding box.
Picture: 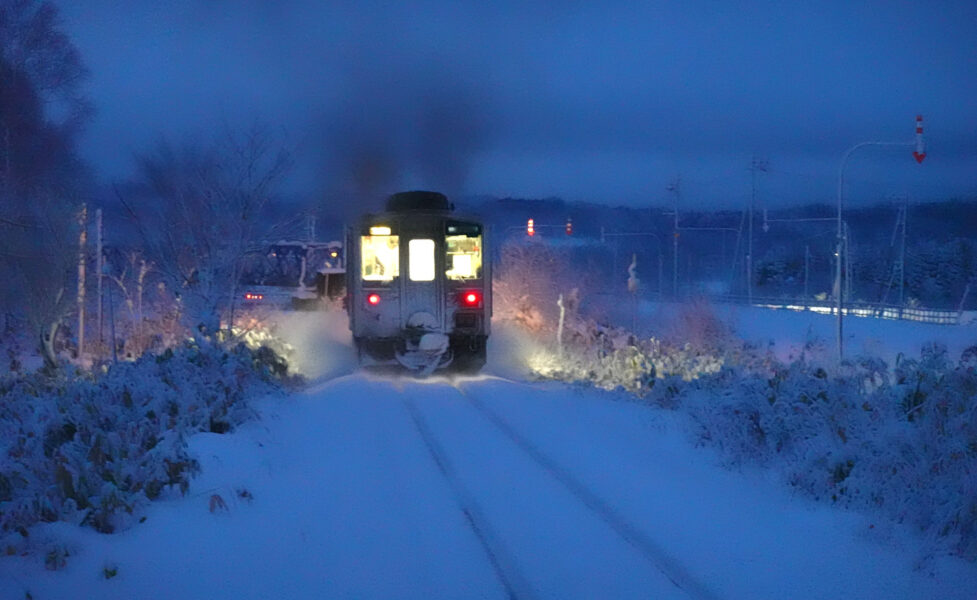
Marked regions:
[720,295,968,325]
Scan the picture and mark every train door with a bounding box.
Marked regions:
[400,235,443,330]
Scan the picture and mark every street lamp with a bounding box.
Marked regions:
[834,116,925,363]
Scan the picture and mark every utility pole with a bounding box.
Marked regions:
[627,254,638,331]
[844,222,852,302]
[77,204,87,358]
[881,198,908,309]
[658,253,664,298]
[96,208,103,346]
[306,214,316,243]
[804,244,810,300]
[747,157,768,305]
[666,177,681,299]
[662,177,737,301]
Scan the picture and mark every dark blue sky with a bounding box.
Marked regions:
[57,0,976,208]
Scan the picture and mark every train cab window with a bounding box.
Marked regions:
[445,233,482,280]
[361,234,399,281]
[408,239,436,281]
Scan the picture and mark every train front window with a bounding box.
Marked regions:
[408,239,436,281]
[361,234,399,281]
[445,234,482,280]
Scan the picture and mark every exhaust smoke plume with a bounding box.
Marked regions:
[319,57,494,214]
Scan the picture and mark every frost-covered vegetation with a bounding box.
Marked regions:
[0,337,295,562]
[496,238,977,562]
[0,1,306,567]
[528,307,977,561]
[687,344,977,560]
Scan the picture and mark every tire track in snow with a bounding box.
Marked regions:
[458,385,722,600]
[402,394,537,600]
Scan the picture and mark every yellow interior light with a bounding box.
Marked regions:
[370,226,392,236]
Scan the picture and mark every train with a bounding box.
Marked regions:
[240,240,345,310]
[347,191,491,374]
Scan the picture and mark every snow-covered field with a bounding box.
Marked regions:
[1,307,975,599]
[618,300,977,367]
[708,302,974,365]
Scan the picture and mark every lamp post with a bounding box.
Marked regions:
[835,118,924,363]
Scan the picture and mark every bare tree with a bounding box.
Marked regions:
[0,1,91,368]
[0,0,92,130]
[121,123,292,337]
[1,190,83,368]
[104,250,153,353]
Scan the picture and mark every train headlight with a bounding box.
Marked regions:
[367,293,381,306]
[460,291,482,307]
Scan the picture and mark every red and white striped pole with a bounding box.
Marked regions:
[913,115,926,163]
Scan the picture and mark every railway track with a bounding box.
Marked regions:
[399,376,720,600]
[403,395,535,600]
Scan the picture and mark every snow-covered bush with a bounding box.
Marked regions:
[661,297,735,351]
[529,308,977,561]
[493,239,607,333]
[713,356,965,558]
[0,339,295,559]
[529,314,726,394]
[681,347,977,561]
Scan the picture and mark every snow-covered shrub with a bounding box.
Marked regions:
[663,297,735,352]
[0,339,295,559]
[683,348,977,561]
[530,314,725,394]
[531,307,977,560]
[493,239,606,333]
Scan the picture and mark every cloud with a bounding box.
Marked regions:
[55,0,977,207]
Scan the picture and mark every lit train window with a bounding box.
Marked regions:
[361,234,399,281]
[409,239,435,281]
[445,234,482,280]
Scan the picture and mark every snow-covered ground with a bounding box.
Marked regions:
[727,303,975,363]
[2,308,976,599]
[628,300,977,365]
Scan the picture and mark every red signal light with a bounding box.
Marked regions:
[527,218,535,236]
[367,293,381,306]
[244,292,263,301]
[460,291,481,307]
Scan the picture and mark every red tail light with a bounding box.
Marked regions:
[460,291,482,307]
[367,293,381,306]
